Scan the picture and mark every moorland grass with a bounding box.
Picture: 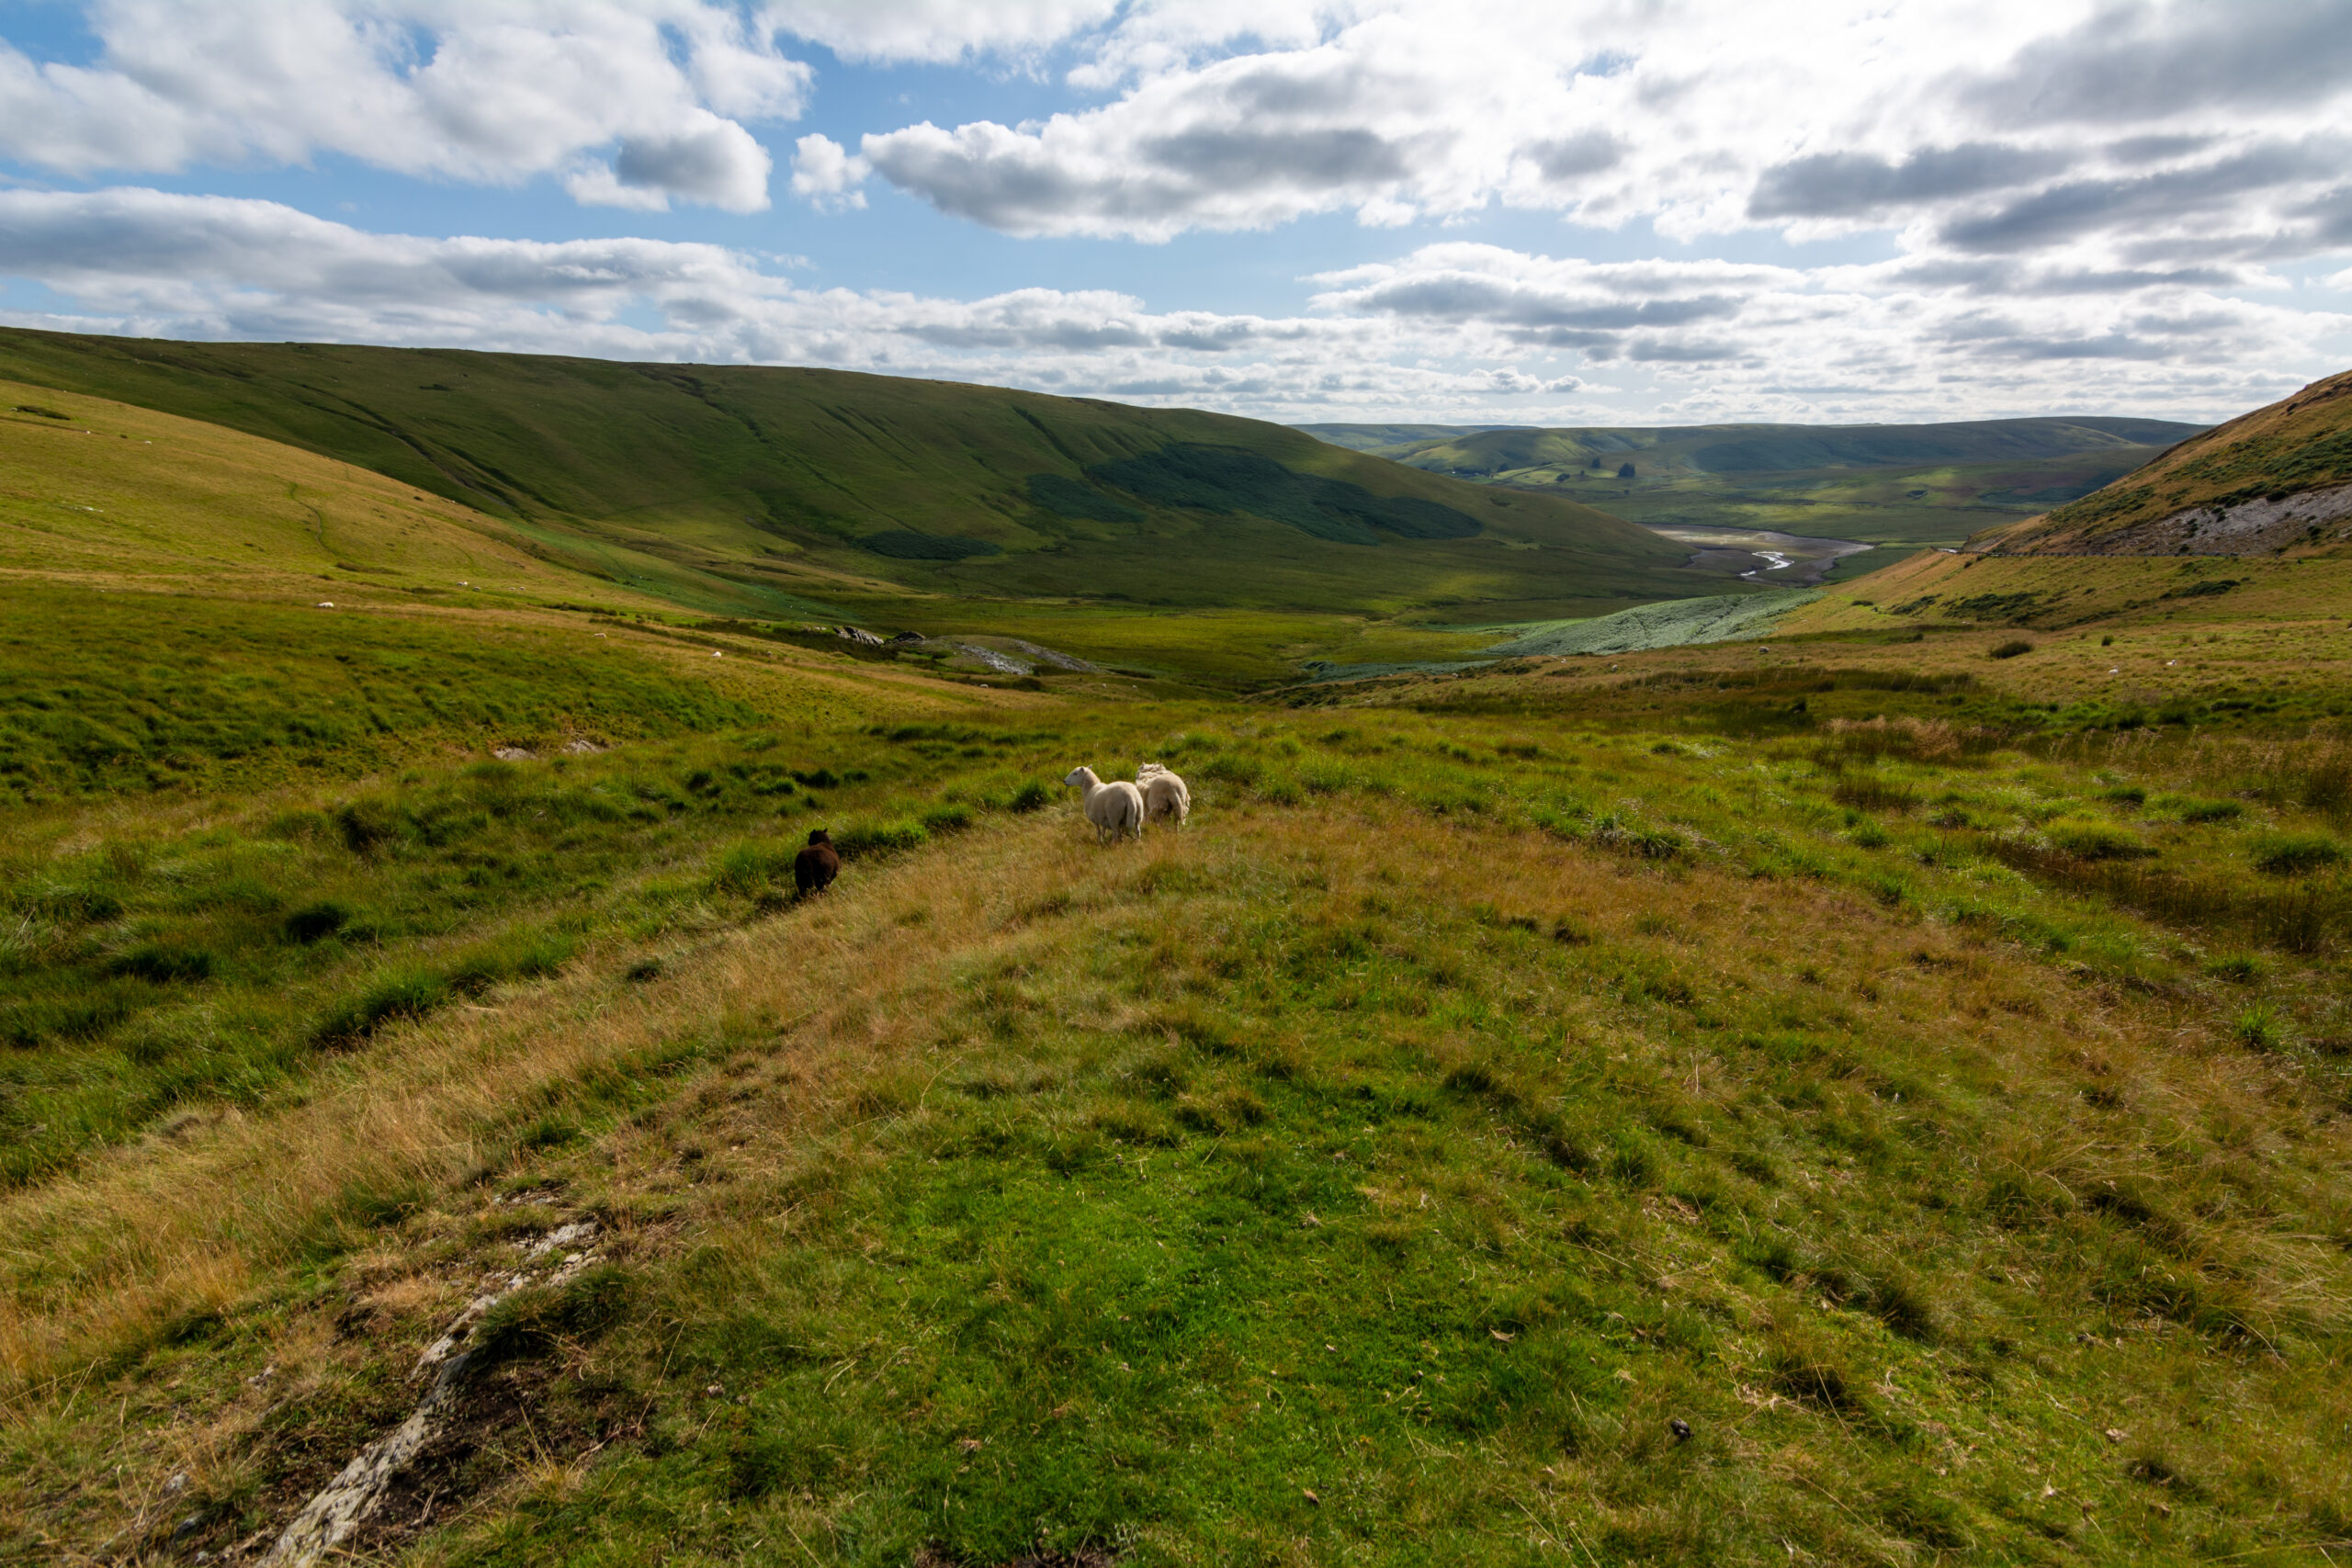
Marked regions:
[0,583,768,802]
[3,685,2350,1562]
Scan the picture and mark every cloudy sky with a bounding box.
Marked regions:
[2,0,2349,426]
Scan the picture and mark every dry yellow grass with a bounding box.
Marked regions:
[9,764,2349,1560]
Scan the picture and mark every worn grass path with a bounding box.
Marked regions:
[9,763,2349,1563]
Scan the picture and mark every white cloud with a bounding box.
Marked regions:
[6,189,2343,427]
[0,2,807,209]
[862,8,1529,240]
[790,133,869,210]
[761,0,1122,63]
[842,0,2352,285]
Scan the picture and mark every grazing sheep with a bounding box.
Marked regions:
[795,828,841,896]
[1136,762,1191,828]
[1063,766,1145,844]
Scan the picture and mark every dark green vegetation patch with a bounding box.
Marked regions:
[858,529,1002,560]
[1089,443,1481,546]
[1024,471,1144,523]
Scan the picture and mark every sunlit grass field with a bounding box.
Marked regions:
[5,645,2349,1564]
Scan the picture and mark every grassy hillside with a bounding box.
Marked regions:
[1299,417,2204,558]
[1980,369,2352,555]
[0,378,838,618]
[1296,422,1532,453]
[0,377,1075,803]
[6,637,2351,1563]
[1588,447,2181,554]
[0,329,1698,618]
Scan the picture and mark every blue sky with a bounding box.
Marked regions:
[1,1,2347,425]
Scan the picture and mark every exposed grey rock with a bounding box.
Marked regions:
[257,1221,600,1567]
[2005,480,2352,556]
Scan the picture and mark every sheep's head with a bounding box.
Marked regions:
[1062,766,1095,788]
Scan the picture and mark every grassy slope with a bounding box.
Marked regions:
[4,654,2350,1564]
[0,378,1051,804]
[0,378,849,623]
[0,329,1696,618]
[0,377,1514,704]
[1983,369,2352,552]
[2,378,649,606]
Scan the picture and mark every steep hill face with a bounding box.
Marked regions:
[0,329,1694,616]
[1974,369,2352,556]
[0,376,710,610]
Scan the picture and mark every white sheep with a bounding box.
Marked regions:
[1063,766,1145,844]
[1136,762,1191,828]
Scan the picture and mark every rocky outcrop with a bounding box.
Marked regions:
[257,1220,601,1567]
[1990,480,2352,557]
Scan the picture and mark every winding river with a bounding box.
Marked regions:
[1637,523,1876,586]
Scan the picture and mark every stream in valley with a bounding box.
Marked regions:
[1639,523,1876,586]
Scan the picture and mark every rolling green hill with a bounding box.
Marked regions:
[1975,368,2352,556]
[0,378,1016,804]
[1299,415,2207,559]
[0,329,1698,619]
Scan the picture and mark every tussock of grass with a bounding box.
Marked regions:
[2253,831,2346,875]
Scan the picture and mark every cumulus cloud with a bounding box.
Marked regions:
[860,10,1532,238]
[5,189,2342,426]
[1748,144,2069,220]
[1953,0,2352,123]
[839,0,2352,285]
[762,0,1122,63]
[0,1,806,209]
[4,1,2349,426]
[790,133,869,210]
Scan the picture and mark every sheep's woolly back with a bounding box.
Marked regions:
[1136,763,1190,827]
[1064,765,1145,842]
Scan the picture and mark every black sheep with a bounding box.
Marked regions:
[795,828,841,896]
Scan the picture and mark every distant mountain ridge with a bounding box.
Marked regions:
[0,327,1698,618]
[1296,416,2207,479]
[1299,413,2212,562]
